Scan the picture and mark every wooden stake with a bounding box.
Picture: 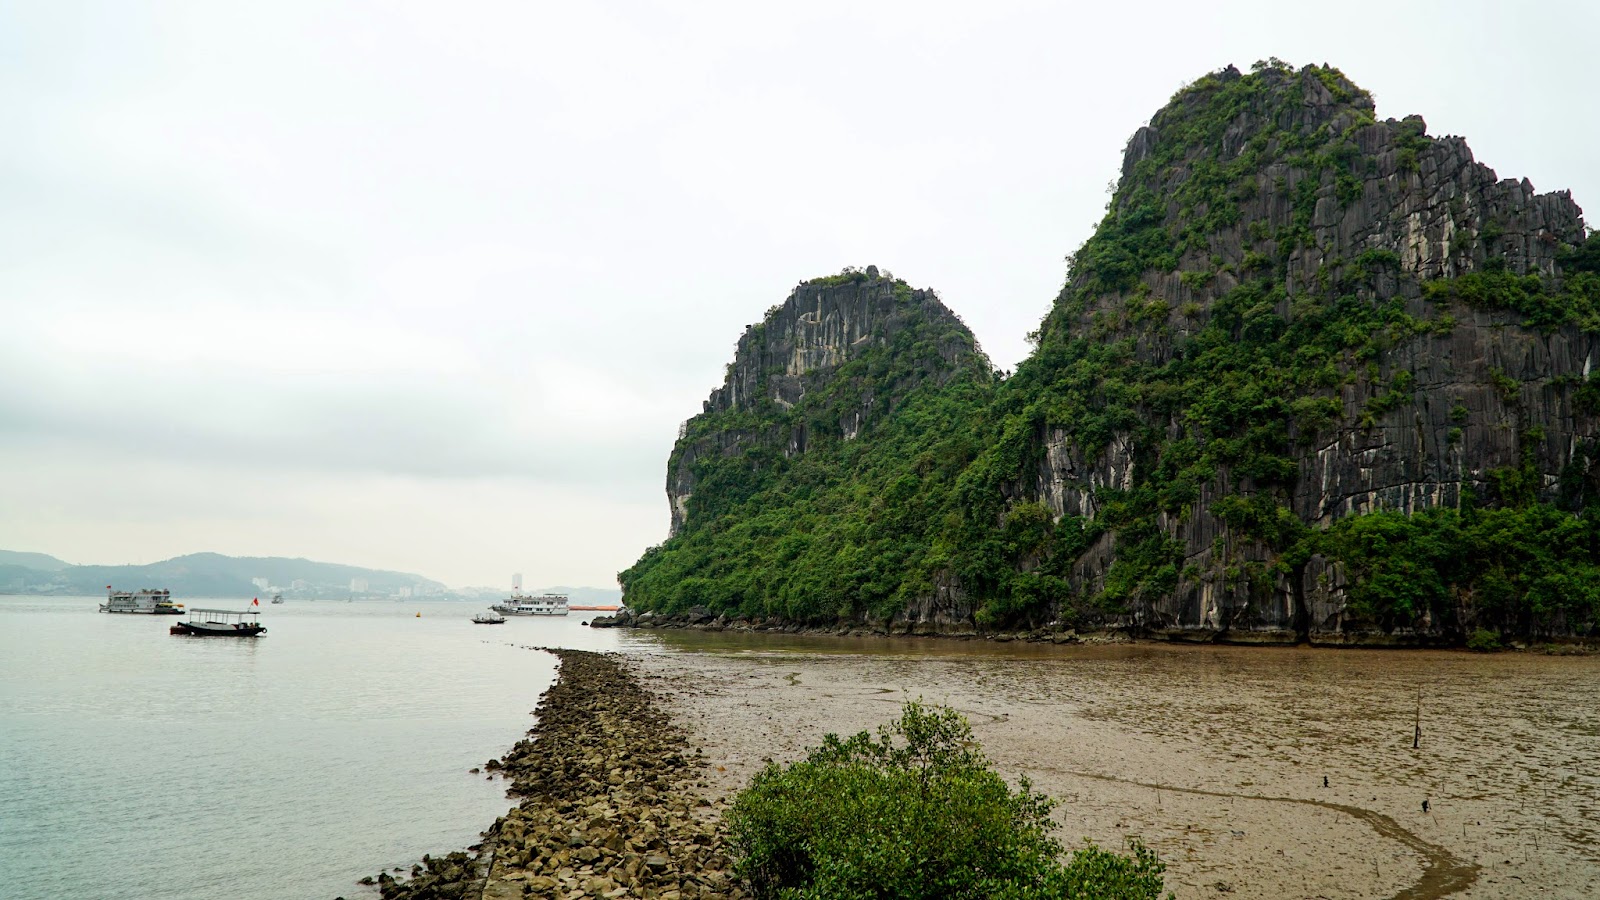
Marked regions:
[1413,682,1423,749]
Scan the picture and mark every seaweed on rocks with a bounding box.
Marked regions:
[359,649,740,900]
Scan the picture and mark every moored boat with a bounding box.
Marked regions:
[169,608,267,637]
[100,586,184,615]
[472,612,507,624]
[489,593,569,617]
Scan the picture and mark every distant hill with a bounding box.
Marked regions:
[0,551,446,599]
[454,584,624,606]
[532,585,623,606]
[0,550,70,571]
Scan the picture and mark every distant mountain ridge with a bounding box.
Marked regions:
[532,585,624,606]
[0,550,71,571]
[0,551,446,599]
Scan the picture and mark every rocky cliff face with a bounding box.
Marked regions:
[665,267,983,536]
[1028,63,1596,642]
[627,62,1599,645]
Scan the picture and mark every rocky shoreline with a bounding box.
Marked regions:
[590,607,1132,644]
[591,607,1600,652]
[345,649,740,900]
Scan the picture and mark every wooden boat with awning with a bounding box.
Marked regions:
[169,608,267,637]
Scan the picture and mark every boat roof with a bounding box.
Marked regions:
[189,608,260,615]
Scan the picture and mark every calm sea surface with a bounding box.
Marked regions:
[0,595,645,900]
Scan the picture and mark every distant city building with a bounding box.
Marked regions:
[290,579,308,591]
[513,572,523,591]
[350,577,369,593]
[397,587,412,598]
[251,577,271,591]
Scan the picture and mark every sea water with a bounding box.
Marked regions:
[0,596,634,900]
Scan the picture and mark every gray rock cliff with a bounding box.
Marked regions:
[625,63,1598,646]
[666,268,983,536]
[1031,64,1594,642]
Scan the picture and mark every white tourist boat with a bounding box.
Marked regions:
[99,586,184,615]
[489,593,569,617]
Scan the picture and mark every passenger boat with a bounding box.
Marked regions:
[270,593,284,604]
[169,608,267,637]
[472,612,507,624]
[489,593,569,617]
[100,586,184,615]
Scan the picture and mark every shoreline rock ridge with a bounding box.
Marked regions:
[353,649,739,900]
[622,60,1600,647]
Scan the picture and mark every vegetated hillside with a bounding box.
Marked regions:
[623,61,1600,645]
[0,550,71,571]
[9,552,446,598]
[621,268,996,621]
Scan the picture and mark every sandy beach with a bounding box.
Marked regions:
[628,632,1600,900]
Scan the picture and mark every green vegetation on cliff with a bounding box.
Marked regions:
[1313,503,1600,635]
[622,269,1000,622]
[623,61,1600,643]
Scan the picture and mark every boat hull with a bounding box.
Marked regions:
[100,606,185,614]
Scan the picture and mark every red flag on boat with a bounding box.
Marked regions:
[252,597,259,606]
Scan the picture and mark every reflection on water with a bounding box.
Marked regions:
[637,628,1600,893]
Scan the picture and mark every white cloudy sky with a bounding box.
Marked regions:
[1,1,1595,588]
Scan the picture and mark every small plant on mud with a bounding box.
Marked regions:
[726,701,1172,899]
[1466,627,1504,652]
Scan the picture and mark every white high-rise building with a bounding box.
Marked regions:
[512,572,523,591]
[252,577,270,591]
[350,577,369,594]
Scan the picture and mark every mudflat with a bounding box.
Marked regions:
[630,633,1600,900]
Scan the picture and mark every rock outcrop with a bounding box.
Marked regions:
[1033,63,1595,641]
[665,267,984,536]
[625,62,1600,646]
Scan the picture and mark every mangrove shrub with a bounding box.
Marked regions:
[725,701,1172,900]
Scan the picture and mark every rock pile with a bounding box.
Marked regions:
[355,649,741,900]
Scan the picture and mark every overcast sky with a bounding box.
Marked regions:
[1,1,1594,589]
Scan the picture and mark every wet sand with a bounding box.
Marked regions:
[627,633,1600,899]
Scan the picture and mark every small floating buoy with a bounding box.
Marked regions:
[416,612,421,618]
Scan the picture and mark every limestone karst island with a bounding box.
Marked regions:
[620,62,1600,650]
